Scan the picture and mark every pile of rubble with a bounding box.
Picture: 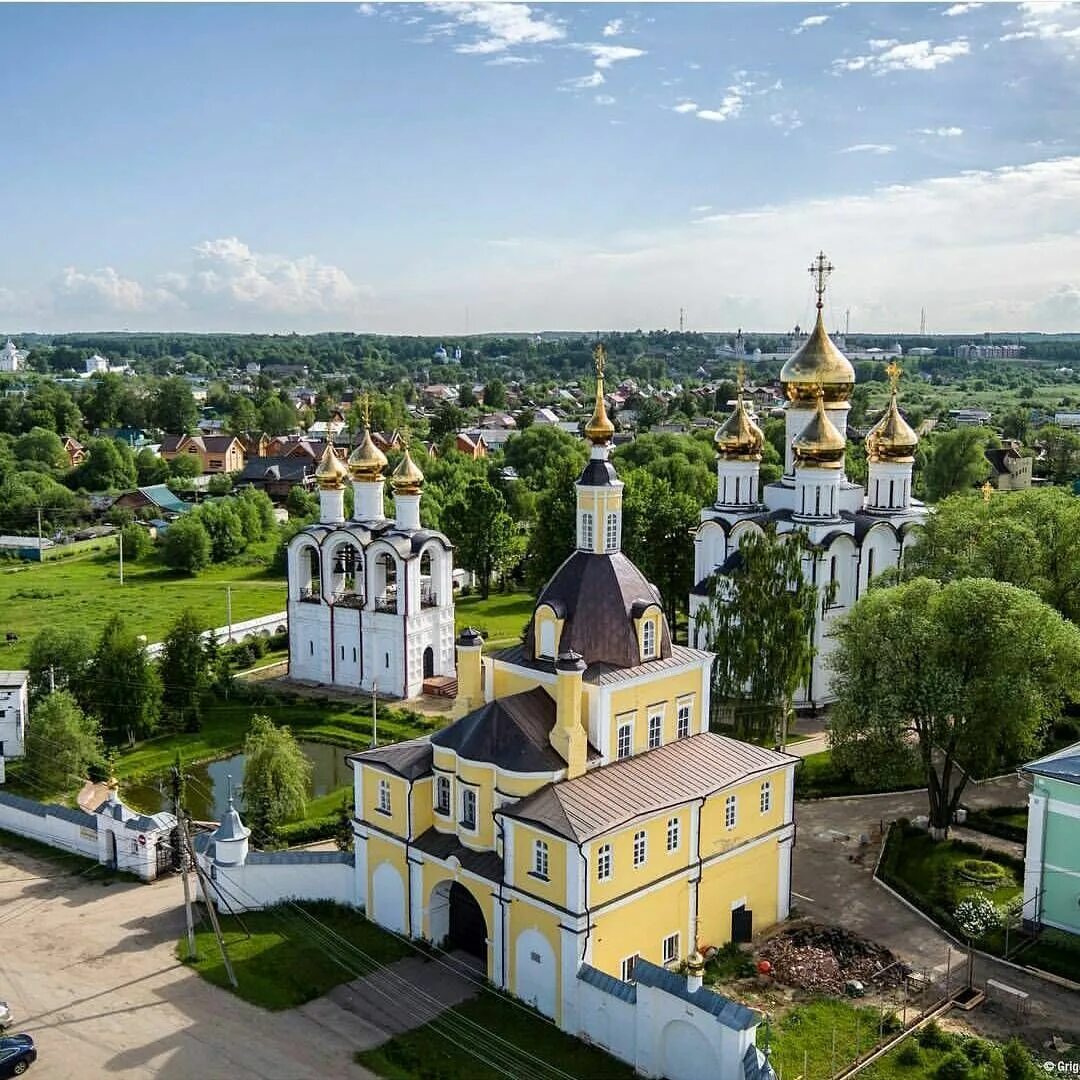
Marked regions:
[757,925,906,994]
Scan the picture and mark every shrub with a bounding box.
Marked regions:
[896,1041,922,1068]
[162,515,211,574]
[919,1021,953,1052]
[935,1051,974,1080]
[273,815,338,846]
[961,1037,992,1064]
[119,523,152,561]
[954,896,1001,940]
[1002,1038,1038,1080]
[956,859,1007,886]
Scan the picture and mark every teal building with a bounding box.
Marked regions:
[1022,742,1080,935]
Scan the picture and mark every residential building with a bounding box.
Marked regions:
[689,256,927,709]
[85,353,109,375]
[235,456,317,500]
[347,349,796,1028]
[948,408,992,426]
[1054,413,1080,430]
[111,485,193,516]
[0,671,29,760]
[455,431,487,459]
[161,433,246,474]
[287,435,455,699]
[1022,743,1080,937]
[61,435,87,468]
[984,443,1033,491]
[954,342,1025,360]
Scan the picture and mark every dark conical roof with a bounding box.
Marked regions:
[525,550,671,668]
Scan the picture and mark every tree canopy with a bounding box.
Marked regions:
[242,714,312,842]
[441,477,520,599]
[922,428,992,502]
[24,691,104,793]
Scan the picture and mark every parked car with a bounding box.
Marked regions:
[0,1003,11,1032]
[0,1034,34,1077]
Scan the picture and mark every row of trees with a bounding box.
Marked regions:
[161,487,277,573]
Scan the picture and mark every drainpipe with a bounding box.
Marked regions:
[496,813,508,988]
[402,562,409,698]
[405,775,415,937]
[576,839,591,962]
[693,795,705,946]
[330,602,336,683]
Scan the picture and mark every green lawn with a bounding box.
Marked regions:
[795,750,925,799]
[179,901,413,1010]
[454,590,534,651]
[1014,929,1080,983]
[356,993,636,1080]
[0,542,285,667]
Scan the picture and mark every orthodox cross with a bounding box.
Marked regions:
[358,391,373,429]
[981,479,994,503]
[808,251,834,311]
[593,342,606,379]
[736,361,747,396]
[885,360,902,391]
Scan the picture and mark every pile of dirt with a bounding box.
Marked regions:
[757,924,905,994]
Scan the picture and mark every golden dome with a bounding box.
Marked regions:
[390,446,425,495]
[348,428,388,480]
[715,393,764,460]
[585,343,615,446]
[315,440,350,490]
[792,388,846,469]
[865,389,918,463]
[780,308,855,403]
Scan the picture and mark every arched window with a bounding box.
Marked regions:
[642,618,657,660]
[331,542,363,607]
[580,511,594,550]
[420,549,437,609]
[538,619,556,660]
[605,512,618,552]
[374,552,397,613]
[298,546,321,602]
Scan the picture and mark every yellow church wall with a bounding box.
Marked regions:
[606,665,703,752]
[360,765,409,838]
[590,874,693,976]
[411,776,434,837]
[491,663,554,700]
[509,821,570,908]
[588,806,692,908]
[365,834,409,921]
[699,766,788,853]
[457,760,497,849]
[507,895,565,1015]
[697,838,782,949]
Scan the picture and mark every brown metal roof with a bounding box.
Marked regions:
[493,642,710,685]
[524,550,672,669]
[498,733,794,842]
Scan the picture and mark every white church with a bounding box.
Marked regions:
[286,430,456,700]
[688,254,927,710]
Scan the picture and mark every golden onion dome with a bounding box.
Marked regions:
[792,388,846,469]
[390,446,425,495]
[865,389,918,463]
[348,428,388,480]
[585,342,616,446]
[715,394,764,460]
[780,308,856,404]
[315,440,350,489]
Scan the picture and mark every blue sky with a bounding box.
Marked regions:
[2,1,1079,335]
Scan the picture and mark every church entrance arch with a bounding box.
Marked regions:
[661,1019,717,1080]
[428,879,487,965]
[423,646,434,679]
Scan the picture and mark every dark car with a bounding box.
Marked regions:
[0,1034,35,1077]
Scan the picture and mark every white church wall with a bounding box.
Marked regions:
[574,977,638,1064]
[204,854,355,912]
[0,792,100,860]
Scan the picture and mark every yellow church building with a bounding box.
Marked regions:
[347,349,797,1025]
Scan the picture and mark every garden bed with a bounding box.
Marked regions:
[795,750,925,799]
[961,805,1028,845]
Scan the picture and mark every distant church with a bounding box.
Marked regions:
[689,253,927,709]
[286,424,455,699]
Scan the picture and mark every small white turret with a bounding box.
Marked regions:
[212,778,251,867]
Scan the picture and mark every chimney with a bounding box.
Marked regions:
[551,650,587,779]
[455,627,484,710]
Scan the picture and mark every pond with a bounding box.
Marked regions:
[124,740,354,822]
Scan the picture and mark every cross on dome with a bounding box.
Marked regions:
[808,251,834,311]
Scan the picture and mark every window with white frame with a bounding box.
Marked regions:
[648,710,663,749]
[436,775,451,815]
[533,840,549,880]
[760,780,772,814]
[666,816,681,852]
[662,932,680,964]
[538,619,556,659]
[377,778,391,815]
[724,793,737,830]
[605,512,618,552]
[617,720,633,759]
[621,954,639,983]
[597,843,612,881]
[642,618,657,660]
[461,787,477,830]
[580,511,594,550]
[633,829,647,867]
[677,701,692,739]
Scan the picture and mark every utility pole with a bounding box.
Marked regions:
[920,306,927,336]
[118,530,124,586]
[188,831,238,989]
[173,764,197,961]
[48,665,55,694]
[36,507,42,557]
[679,307,686,333]
[226,586,232,643]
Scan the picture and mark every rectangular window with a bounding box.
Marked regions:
[642,619,657,660]
[533,840,549,880]
[377,778,391,815]
[597,843,612,881]
[436,775,451,815]
[677,702,692,739]
[663,932,680,965]
[621,954,639,983]
[580,511,594,550]
[648,711,663,749]
[725,794,737,830]
[633,829,647,868]
[617,721,633,759]
[461,788,477,830]
[760,780,772,814]
[666,816,681,852]
[605,512,618,552]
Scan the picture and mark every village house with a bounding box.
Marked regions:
[984,442,1033,491]
[235,456,318,500]
[61,435,87,467]
[161,433,246,474]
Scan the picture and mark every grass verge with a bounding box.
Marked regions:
[355,993,637,1080]
[454,590,534,651]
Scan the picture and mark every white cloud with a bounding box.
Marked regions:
[1032,284,1080,327]
[915,126,964,136]
[601,18,623,38]
[943,3,983,15]
[833,37,970,73]
[691,205,712,213]
[793,15,830,34]
[839,143,896,154]
[672,72,776,125]
[54,266,172,312]
[355,3,376,15]
[427,2,564,56]
[671,100,699,114]
[770,110,803,133]
[999,1,1080,47]
[485,54,539,66]
[576,43,647,69]
[594,94,617,106]
[563,72,605,90]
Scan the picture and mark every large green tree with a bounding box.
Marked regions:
[242,714,312,843]
[614,432,715,507]
[922,427,992,502]
[159,609,210,732]
[830,577,1080,836]
[15,427,67,471]
[695,524,827,744]
[153,377,198,433]
[504,425,587,491]
[27,627,93,705]
[442,478,520,599]
[161,515,211,573]
[524,457,579,592]
[88,615,162,742]
[1036,424,1080,484]
[24,691,104,793]
[195,500,246,560]
[71,438,138,492]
